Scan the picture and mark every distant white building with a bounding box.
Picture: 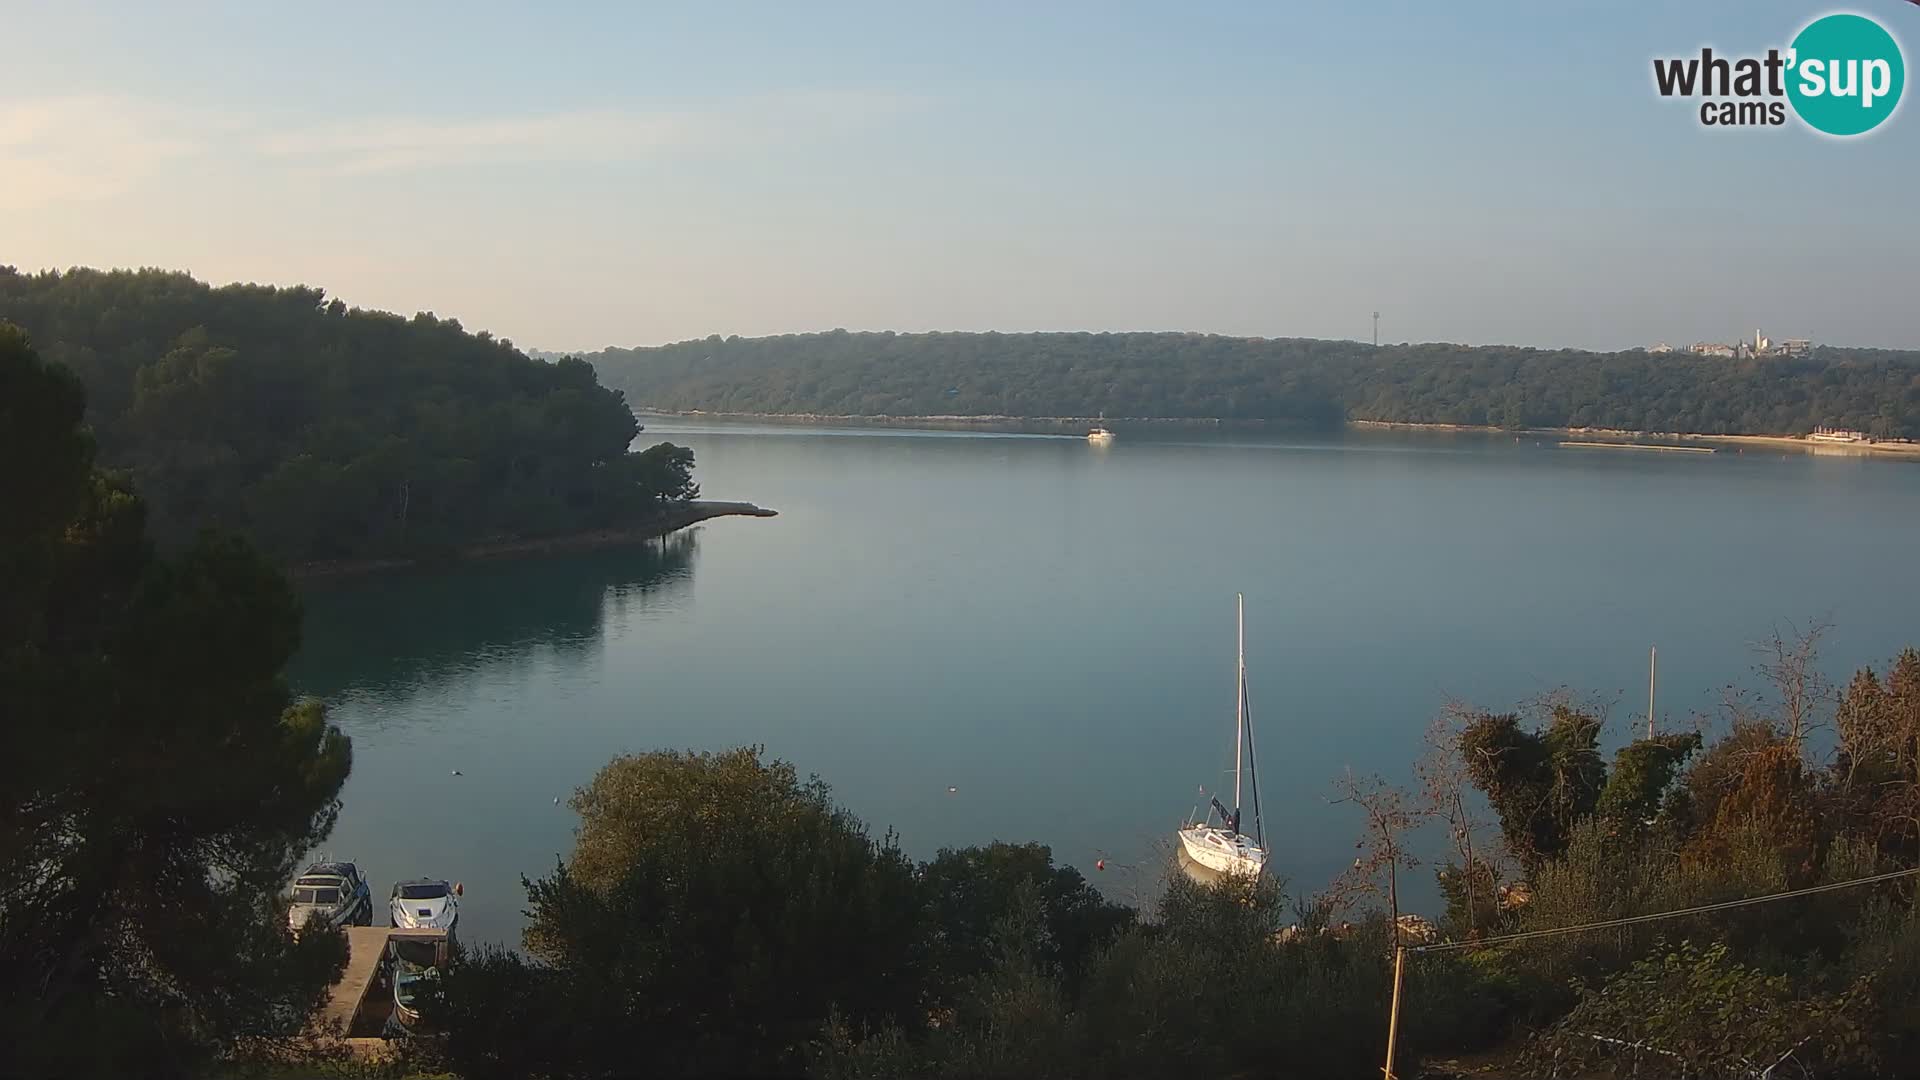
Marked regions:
[1676,331,1812,359]
[1667,332,1811,359]
[1811,426,1871,443]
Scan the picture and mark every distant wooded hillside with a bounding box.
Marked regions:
[581,331,1920,438]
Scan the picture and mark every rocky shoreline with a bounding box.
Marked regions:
[288,500,777,581]
[1349,419,1920,456]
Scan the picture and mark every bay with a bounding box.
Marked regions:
[288,421,1920,945]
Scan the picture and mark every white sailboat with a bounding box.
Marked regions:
[1087,412,1115,443]
[1177,594,1268,878]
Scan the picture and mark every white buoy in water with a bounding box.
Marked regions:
[451,769,462,776]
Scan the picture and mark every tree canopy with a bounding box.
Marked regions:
[582,330,1920,438]
[919,841,1133,994]
[0,326,353,1077]
[1421,633,1920,1077]
[433,748,928,1078]
[0,268,695,564]
[422,747,1434,1080]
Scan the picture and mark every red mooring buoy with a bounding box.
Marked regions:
[1095,859,1106,871]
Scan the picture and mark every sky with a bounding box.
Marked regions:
[3,1,1917,352]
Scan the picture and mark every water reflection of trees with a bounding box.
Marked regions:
[289,531,697,702]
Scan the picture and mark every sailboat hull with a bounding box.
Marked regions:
[1177,825,1266,877]
[1173,596,1268,879]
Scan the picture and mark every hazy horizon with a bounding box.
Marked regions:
[6,1,1917,353]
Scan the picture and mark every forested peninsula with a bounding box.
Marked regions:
[582,331,1920,440]
[0,268,726,567]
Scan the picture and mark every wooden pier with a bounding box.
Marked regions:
[320,926,396,1034]
[315,925,455,1042]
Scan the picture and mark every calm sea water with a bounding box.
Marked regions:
[288,421,1920,944]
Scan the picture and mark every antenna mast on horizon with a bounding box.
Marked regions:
[1373,311,1380,348]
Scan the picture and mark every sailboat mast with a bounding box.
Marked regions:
[1648,645,1657,740]
[1234,593,1244,811]
[1244,660,1264,848]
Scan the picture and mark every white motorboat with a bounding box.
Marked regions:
[1177,595,1268,878]
[287,861,373,931]
[389,878,461,930]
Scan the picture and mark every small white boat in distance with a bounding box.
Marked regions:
[1087,426,1115,443]
[1177,594,1268,878]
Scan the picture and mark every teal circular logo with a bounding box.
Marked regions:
[1787,13,1905,136]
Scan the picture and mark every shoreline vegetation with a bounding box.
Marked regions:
[287,499,777,580]
[0,268,748,572]
[585,329,1920,443]
[642,408,1920,457]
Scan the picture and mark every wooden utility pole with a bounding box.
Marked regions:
[1383,945,1407,1078]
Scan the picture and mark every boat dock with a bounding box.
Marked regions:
[320,926,396,1035]
[1559,441,1717,454]
[316,925,456,1041]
